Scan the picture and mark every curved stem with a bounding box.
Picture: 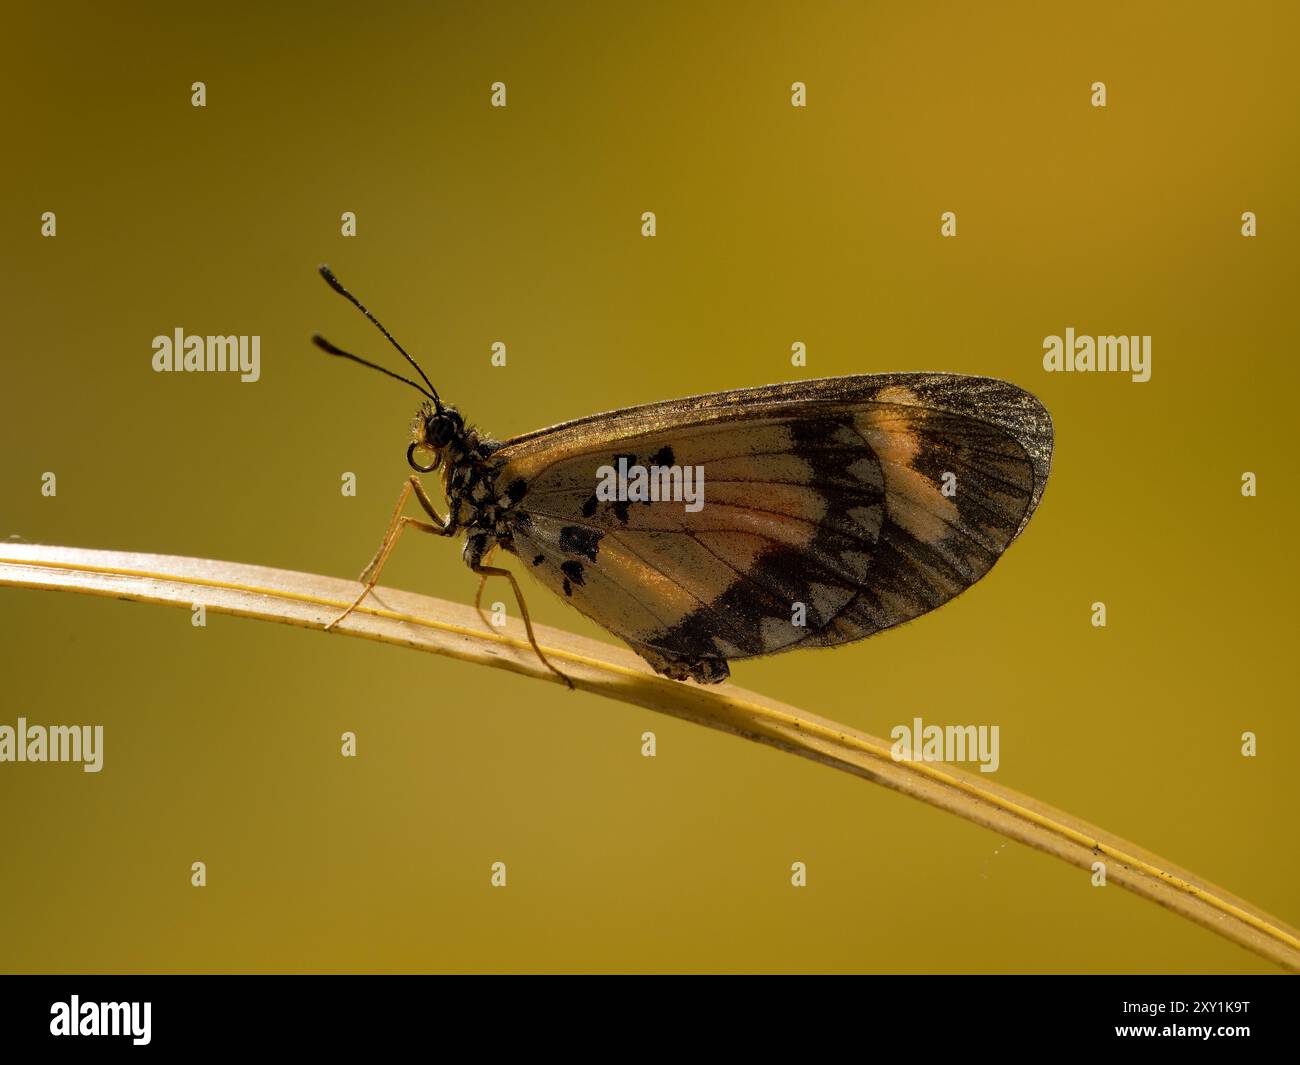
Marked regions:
[3,543,1296,971]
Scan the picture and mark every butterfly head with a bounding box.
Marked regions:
[313,265,466,472]
[407,401,466,472]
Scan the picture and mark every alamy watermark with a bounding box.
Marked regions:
[152,328,260,382]
[1043,328,1151,383]
[595,455,704,513]
[890,716,1000,773]
[0,717,103,772]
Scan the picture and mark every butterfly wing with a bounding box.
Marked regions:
[491,374,1052,681]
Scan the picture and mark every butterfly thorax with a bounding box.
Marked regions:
[434,420,530,558]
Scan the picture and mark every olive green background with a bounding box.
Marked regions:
[2,1,1296,973]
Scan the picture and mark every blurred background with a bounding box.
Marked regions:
[1,0,1296,972]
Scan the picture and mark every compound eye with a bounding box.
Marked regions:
[407,441,440,473]
[429,417,456,447]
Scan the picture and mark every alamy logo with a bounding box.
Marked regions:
[50,996,151,1045]
[152,328,261,382]
[595,455,705,513]
[1042,328,1151,383]
[890,716,1000,773]
[0,717,103,772]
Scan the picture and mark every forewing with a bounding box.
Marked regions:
[494,374,1051,666]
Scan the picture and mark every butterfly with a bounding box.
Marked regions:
[312,266,1053,687]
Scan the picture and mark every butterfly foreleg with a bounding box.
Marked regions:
[467,541,574,690]
[356,475,450,584]
[326,476,453,632]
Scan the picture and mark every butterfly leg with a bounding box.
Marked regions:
[355,475,448,584]
[326,476,451,631]
[473,574,492,628]
[470,542,496,628]
[470,560,575,690]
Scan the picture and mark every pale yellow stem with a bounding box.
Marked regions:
[2,543,1296,971]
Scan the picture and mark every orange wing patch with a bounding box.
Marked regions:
[854,404,960,545]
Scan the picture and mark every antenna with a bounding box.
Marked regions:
[315,265,442,410]
[310,334,437,403]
